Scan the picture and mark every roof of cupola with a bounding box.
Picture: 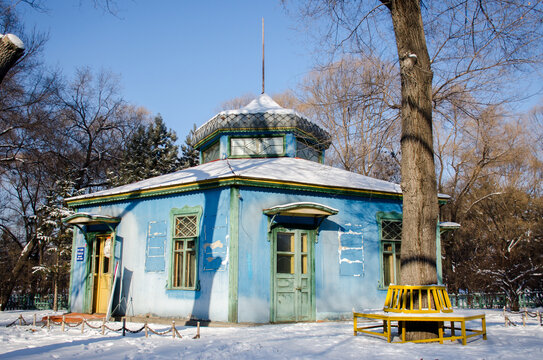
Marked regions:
[192,93,331,149]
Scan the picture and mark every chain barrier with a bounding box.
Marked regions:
[82,320,103,330]
[147,327,172,336]
[503,307,543,327]
[2,314,200,339]
[65,321,83,328]
[123,325,146,334]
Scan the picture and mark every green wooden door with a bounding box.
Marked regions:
[272,228,314,322]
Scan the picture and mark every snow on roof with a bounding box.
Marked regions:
[66,157,403,203]
[192,94,331,148]
[220,93,296,115]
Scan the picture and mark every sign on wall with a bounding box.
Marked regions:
[76,247,85,261]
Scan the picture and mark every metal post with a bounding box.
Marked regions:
[61,316,65,332]
[33,314,36,327]
[504,306,507,327]
[81,320,85,334]
[145,322,148,338]
[47,317,50,330]
[196,321,200,339]
[18,314,22,326]
[102,318,106,335]
[122,317,126,337]
[172,321,176,339]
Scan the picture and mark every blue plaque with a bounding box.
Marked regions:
[76,247,85,261]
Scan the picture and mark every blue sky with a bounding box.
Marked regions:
[22,1,317,141]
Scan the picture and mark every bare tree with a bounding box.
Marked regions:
[53,67,146,192]
[298,56,401,180]
[452,183,543,310]
[285,0,543,339]
[435,106,540,292]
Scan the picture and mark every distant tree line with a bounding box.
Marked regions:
[0,2,198,310]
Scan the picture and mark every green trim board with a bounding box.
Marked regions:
[67,226,78,312]
[228,186,240,323]
[376,211,446,288]
[67,176,448,208]
[376,212,402,289]
[167,205,203,290]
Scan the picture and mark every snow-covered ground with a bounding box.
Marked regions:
[1,309,542,359]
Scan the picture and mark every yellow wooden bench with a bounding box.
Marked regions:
[353,285,487,345]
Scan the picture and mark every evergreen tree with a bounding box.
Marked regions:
[180,124,199,169]
[111,115,181,186]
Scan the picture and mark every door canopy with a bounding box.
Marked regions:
[263,202,338,218]
[63,213,120,226]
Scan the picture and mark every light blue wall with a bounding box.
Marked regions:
[235,187,402,322]
[70,184,406,323]
[70,188,232,321]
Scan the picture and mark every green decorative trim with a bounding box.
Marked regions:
[67,177,427,208]
[83,232,96,314]
[310,230,316,321]
[201,140,220,164]
[228,187,240,322]
[376,211,403,223]
[194,127,322,150]
[436,219,442,285]
[67,227,78,312]
[376,212,402,290]
[167,205,203,290]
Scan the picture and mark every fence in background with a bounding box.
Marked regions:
[450,291,543,309]
[3,293,68,311]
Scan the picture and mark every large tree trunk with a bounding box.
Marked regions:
[0,33,24,84]
[386,0,439,340]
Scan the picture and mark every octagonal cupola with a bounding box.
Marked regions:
[193,93,331,164]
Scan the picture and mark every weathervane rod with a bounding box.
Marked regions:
[262,17,265,94]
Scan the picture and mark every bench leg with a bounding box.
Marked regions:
[451,321,455,338]
[482,316,487,340]
[353,316,357,336]
[461,320,467,345]
[438,321,444,344]
[386,319,392,343]
[401,321,406,343]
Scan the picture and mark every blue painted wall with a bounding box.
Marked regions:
[235,186,402,322]
[69,184,409,323]
[70,188,232,321]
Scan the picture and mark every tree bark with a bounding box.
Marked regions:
[386,0,439,340]
[0,34,24,84]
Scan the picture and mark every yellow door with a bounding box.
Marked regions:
[92,235,112,314]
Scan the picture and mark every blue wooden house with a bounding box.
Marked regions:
[64,94,449,323]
